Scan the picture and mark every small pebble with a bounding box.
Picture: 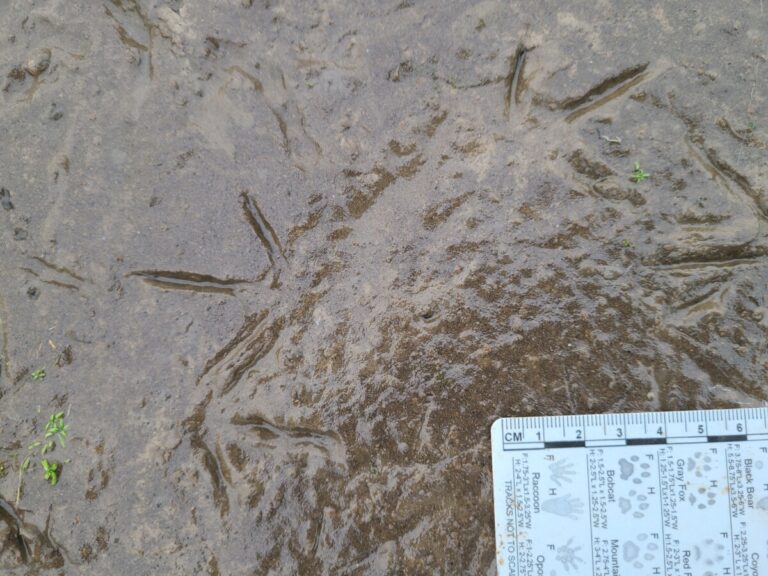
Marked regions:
[0,187,12,210]
[49,103,63,121]
[25,48,51,77]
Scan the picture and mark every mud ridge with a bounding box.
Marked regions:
[197,312,284,397]
[239,192,286,267]
[559,63,649,111]
[504,44,530,118]
[128,270,248,295]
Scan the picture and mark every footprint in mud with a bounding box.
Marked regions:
[622,533,660,570]
[618,455,652,484]
[618,489,651,519]
[687,452,714,478]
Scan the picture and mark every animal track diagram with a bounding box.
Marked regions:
[688,451,714,478]
[623,533,660,570]
[693,538,726,575]
[618,489,651,519]
[549,458,576,487]
[618,455,652,485]
[541,494,585,520]
[492,410,768,576]
[555,538,584,572]
[686,452,718,509]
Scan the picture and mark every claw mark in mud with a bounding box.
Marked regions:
[672,285,727,318]
[504,44,530,118]
[704,147,768,217]
[0,497,31,564]
[231,413,346,461]
[0,290,9,383]
[652,254,768,271]
[225,66,316,166]
[31,257,85,282]
[222,66,289,152]
[20,268,80,291]
[104,1,155,79]
[240,192,286,269]
[717,117,751,144]
[183,393,230,518]
[128,271,248,295]
[560,63,648,110]
[651,243,768,268]
[717,117,767,149]
[192,434,230,518]
[0,496,65,568]
[223,66,264,93]
[197,311,284,396]
[558,63,649,123]
[685,137,768,221]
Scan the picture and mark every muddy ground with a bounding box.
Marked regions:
[0,0,766,574]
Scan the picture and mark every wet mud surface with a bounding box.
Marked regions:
[1,1,767,574]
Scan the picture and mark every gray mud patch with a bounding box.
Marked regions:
[0,1,766,574]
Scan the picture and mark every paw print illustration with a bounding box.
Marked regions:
[688,486,717,509]
[694,538,726,576]
[618,489,651,519]
[549,459,576,487]
[623,533,660,570]
[618,455,652,484]
[687,452,714,478]
[542,494,585,520]
[555,538,585,572]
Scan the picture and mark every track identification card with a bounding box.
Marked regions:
[491,409,768,575]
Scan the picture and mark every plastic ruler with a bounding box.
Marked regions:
[491,408,768,576]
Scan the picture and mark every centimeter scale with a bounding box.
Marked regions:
[491,408,768,576]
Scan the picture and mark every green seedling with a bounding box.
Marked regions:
[31,368,46,380]
[41,459,59,486]
[630,162,650,183]
[15,411,70,504]
[45,411,69,447]
[621,239,631,248]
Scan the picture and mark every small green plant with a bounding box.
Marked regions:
[41,459,59,486]
[630,162,650,183]
[621,239,631,248]
[31,368,46,380]
[15,411,70,504]
[45,411,69,446]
